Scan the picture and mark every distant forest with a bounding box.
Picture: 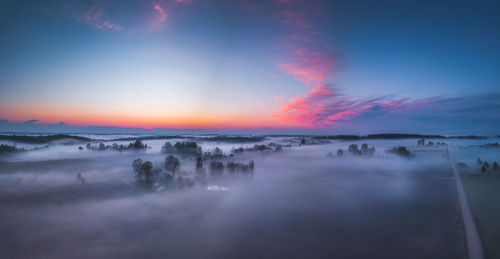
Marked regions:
[0,133,490,144]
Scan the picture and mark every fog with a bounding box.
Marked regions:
[1,135,498,258]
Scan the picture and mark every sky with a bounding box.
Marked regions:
[0,0,499,134]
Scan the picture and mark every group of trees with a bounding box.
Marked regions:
[417,138,447,146]
[226,161,255,174]
[0,144,49,155]
[131,153,256,190]
[203,147,227,160]
[0,144,27,155]
[477,158,499,173]
[330,143,376,157]
[387,146,414,158]
[132,155,194,189]
[231,143,287,154]
[84,140,148,152]
[207,160,255,176]
[161,141,202,157]
[481,143,500,148]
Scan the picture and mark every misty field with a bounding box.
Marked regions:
[1,135,497,259]
[457,149,500,259]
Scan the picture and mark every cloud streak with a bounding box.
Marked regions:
[278,47,336,84]
[70,6,122,31]
[274,84,420,126]
[150,2,168,30]
[271,0,436,128]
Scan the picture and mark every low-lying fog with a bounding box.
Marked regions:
[1,135,498,258]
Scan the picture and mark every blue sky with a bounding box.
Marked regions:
[0,0,499,134]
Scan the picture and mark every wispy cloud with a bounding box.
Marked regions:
[70,6,122,31]
[66,0,194,32]
[270,0,429,128]
[151,2,168,30]
[274,84,420,126]
[278,46,336,84]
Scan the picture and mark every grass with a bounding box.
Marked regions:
[460,168,500,259]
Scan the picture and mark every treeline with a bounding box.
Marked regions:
[0,144,49,155]
[84,140,148,151]
[313,133,488,140]
[113,135,265,143]
[0,144,27,154]
[0,134,91,143]
[161,141,286,159]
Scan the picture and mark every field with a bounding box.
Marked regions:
[459,162,500,259]
[1,135,493,259]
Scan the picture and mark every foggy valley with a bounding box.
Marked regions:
[1,134,499,258]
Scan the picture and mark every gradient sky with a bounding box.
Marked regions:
[1,0,499,134]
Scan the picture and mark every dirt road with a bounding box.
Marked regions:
[449,152,484,259]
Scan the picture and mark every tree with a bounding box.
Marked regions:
[494,161,498,170]
[387,146,413,158]
[337,149,344,157]
[161,142,174,153]
[141,161,154,182]
[300,138,306,145]
[364,147,376,156]
[249,160,255,172]
[348,144,361,155]
[226,161,239,173]
[129,139,147,150]
[209,161,224,175]
[78,146,83,151]
[132,158,143,177]
[361,143,368,151]
[196,156,204,172]
[176,176,186,189]
[348,144,359,153]
[165,155,180,174]
[173,142,201,156]
[131,158,155,184]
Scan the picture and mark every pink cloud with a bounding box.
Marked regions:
[279,46,336,84]
[271,0,380,127]
[154,3,168,23]
[150,0,192,30]
[72,6,122,31]
[274,84,425,127]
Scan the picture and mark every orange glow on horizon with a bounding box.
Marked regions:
[0,104,297,129]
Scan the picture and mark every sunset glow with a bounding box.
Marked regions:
[1,0,499,134]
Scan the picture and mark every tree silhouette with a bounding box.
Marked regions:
[165,155,180,174]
